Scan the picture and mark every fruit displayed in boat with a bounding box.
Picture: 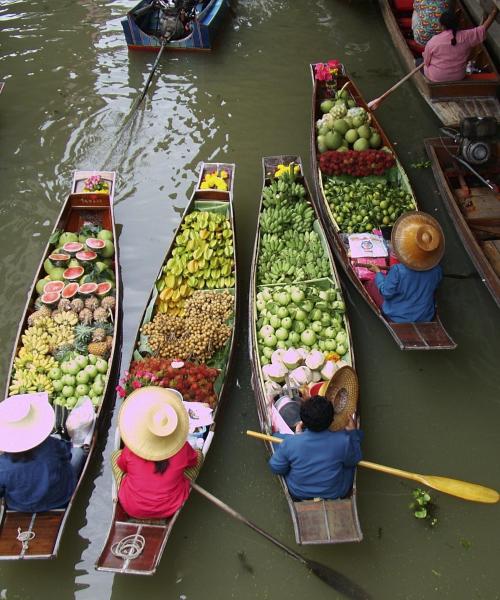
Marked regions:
[41,291,61,305]
[255,284,348,361]
[143,290,233,362]
[62,242,84,255]
[48,253,71,266]
[79,282,99,295]
[43,281,65,294]
[324,177,415,232]
[156,210,234,315]
[85,238,106,252]
[199,169,229,191]
[96,282,113,297]
[62,282,80,299]
[319,149,395,177]
[63,266,85,280]
[76,250,98,263]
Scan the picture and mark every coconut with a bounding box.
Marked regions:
[320,360,339,381]
[282,349,302,370]
[305,349,325,371]
[289,366,312,387]
[262,363,287,383]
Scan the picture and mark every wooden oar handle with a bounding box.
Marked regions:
[355,263,390,270]
[246,430,283,443]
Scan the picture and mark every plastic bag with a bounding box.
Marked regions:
[65,397,95,447]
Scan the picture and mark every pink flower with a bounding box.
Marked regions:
[116,385,126,398]
[132,380,142,389]
[314,63,332,82]
[327,59,340,70]
[124,371,130,378]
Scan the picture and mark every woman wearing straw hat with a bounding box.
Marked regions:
[115,387,200,519]
[269,370,363,501]
[0,393,81,512]
[366,211,444,323]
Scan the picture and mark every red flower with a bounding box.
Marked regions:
[132,380,142,389]
[116,385,126,398]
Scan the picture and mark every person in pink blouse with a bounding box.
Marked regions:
[423,8,498,82]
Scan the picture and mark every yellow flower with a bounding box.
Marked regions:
[200,182,210,189]
[220,170,228,179]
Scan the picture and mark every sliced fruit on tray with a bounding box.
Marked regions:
[96,282,113,297]
[86,238,106,251]
[41,291,61,305]
[62,242,84,255]
[76,250,98,262]
[62,282,80,299]
[43,280,65,294]
[79,282,99,295]
[63,266,85,280]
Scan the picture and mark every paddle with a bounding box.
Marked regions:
[135,38,168,108]
[191,482,372,599]
[367,63,424,111]
[246,430,499,504]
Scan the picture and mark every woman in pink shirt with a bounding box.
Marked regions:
[115,386,200,519]
[423,8,498,82]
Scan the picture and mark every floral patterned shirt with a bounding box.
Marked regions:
[412,0,451,45]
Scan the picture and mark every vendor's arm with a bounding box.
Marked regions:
[268,437,292,475]
[375,265,401,299]
[343,429,364,468]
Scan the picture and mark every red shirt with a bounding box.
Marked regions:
[117,443,198,518]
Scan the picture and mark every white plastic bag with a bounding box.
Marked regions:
[65,397,95,447]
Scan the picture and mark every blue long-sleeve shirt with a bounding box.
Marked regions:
[0,436,76,512]
[268,429,363,500]
[375,263,442,323]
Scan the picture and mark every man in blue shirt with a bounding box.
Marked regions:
[367,211,445,323]
[0,393,81,512]
[269,395,363,501]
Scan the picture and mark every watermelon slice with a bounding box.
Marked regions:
[41,291,61,305]
[48,253,71,266]
[61,282,79,299]
[63,266,85,280]
[76,250,97,262]
[86,238,106,251]
[78,282,99,295]
[43,280,65,294]
[62,242,84,255]
[96,282,113,297]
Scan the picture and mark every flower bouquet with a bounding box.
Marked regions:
[314,60,342,96]
[83,174,110,193]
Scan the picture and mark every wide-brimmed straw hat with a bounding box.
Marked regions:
[391,211,445,271]
[319,366,359,431]
[118,386,189,461]
[0,392,55,453]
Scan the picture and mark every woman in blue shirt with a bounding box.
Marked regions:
[367,211,445,323]
[0,393,83,512]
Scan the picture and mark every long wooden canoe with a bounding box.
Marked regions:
[378,0,500,126]
[248,155,363,545]
[122,0,230,52]
[425,137,500,307]
[96,162,237,575]
[310,65,456,350]
[0,170,121,560]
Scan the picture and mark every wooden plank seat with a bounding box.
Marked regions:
[481,240,500,276]
[294,499,362,545]
[0,509,65,558]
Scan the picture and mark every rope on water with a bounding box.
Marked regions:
[17,527,35,551]
[111,533,146,560]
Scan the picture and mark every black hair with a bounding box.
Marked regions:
[439,11,459,46]
[154,459,169,474]
[300,395,334,432]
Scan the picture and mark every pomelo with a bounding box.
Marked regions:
[97,229,113,242]
[50,267,66,281]
[357,125,371,140]
[353,138,370,151]
[325,131,342,150]
[36,276,51,295]
[317,135,328,154]
[320,99,334,114]
[58,232,78,246]
[345,129,359,144]
[369,133,382,148]
[333,119,349,136]
[101,240,115,258]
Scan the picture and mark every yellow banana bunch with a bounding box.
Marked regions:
[53,311,78,326]
[9,371,54,396]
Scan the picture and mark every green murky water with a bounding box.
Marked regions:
[0,1,499,598]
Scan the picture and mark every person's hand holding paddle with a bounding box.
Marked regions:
[366,264,381,274]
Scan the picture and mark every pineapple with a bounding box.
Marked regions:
[92,327,106,342]
[71,298,84,313]
[28,308,52,326]
[93,307,108,323]
[78,308,93,325]
[87,341,108,357]
[100,296,116,312]
[57,298,72,312]
[74,324,94,353]
[53,344,74,362]
[106,335,113,351]
[84,296,100,311]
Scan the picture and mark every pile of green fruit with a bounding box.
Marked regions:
[258,230,330,284]
[316,90,382,153]
[324,177,416,233]
[156,210,234,315]
[255,284,349,361]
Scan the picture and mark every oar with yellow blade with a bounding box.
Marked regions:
[246,430,499,504]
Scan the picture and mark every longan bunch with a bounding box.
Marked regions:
[142,291,233,362]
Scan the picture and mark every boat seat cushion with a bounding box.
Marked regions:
[407,39,425,56]
[393,0,414,14]
[464,72,498,80]
[397,17,412,30]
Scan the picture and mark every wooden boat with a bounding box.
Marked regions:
[248,155,363,545]
[96,162,237,575]
[425,137,500,307]
[0,170,121,560]
[122,0,230,52]
[378,0,500,126]
[310,64,456,350]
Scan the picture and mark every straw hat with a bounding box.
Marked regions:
[320,366,359,431]
[118,386,189,461]
[391,211,445,271]
[0,392,55,453]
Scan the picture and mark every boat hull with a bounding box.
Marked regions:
[122,0,229,51]
[248,155,362,545]
[96,162,237,575]
[0,171,121,560]
[309,66,456,350]
[425,138,500,307]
